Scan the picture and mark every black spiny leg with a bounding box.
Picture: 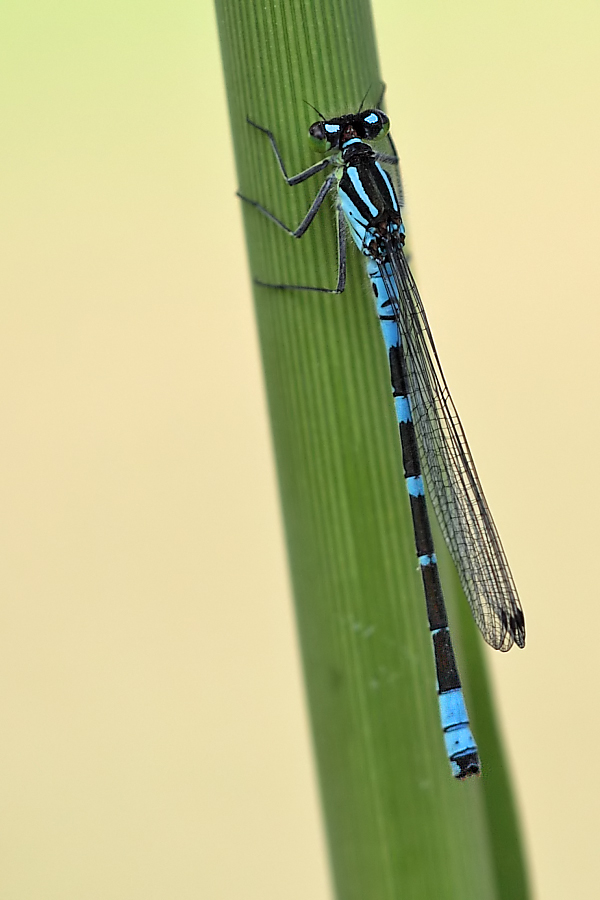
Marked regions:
[246,118,333,185]
[239,118,345,293]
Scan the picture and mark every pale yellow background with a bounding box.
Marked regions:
[1,2,598,897]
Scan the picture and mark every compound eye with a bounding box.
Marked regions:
[361,110,390,139]
[309,121,328,150]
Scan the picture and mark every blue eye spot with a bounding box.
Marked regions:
[325,124,339,134]
[364,113,378,125]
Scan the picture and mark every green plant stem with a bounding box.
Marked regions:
[215,1,529,898]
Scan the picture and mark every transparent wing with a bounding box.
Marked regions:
[381,248,525,651]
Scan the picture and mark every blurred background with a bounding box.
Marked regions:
[1,1,598,897]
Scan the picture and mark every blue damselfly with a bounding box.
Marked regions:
[238,94,525,779]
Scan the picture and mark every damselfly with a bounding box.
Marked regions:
[238,95,525,779]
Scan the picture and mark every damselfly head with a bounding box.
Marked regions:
[309,109,390,151]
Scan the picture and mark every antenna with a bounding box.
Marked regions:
[357,85,372,113]
[303,100,325,120]
[375,82,387,110]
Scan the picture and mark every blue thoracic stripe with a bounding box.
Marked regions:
[376,164,399,213]
[339,179,374,229]
[339,189,369,228]
[348,168,379,217]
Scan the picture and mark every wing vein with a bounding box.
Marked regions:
[379,246,525,651]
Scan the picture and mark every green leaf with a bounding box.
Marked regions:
[215,1,530,897]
